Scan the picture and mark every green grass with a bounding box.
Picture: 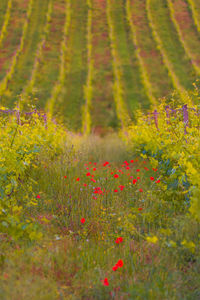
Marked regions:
[147,0,197,91]
[26,0,66,109]
[187,0,200,32]
[54,0,88,131]
[168,0,200,75]
[127,0,173,100]
[0,0,8,30]
[109,0,150,113]
[0,0,28,83]
[0,134,199,299]
[89,0,118,133]
[3,0,49,106]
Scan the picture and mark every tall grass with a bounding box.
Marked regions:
[0,129,199,299]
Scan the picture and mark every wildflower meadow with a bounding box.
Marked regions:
[0,0,200,299]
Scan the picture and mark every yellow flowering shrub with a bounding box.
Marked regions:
[0,110,69,240]
[124,99,200,221]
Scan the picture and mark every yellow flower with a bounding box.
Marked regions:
[146,236,158,244]
[181,240,195,253]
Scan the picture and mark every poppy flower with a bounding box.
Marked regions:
[130,160,134,163]
[81,218,85,224]
[138,207,143,211]
[115,237,123,244]
[36,195,40,199]
[93,168,96,171]
[64,176,67,179]
[86,172,91,176]
[156,180,161,183]
[83,183,87,187]
[114,174,119,178]
[133,179,137,184]
[91,178,96,183]
[112,265,118,271]
[137,176,140,180]
[150,177,154,181]
[126,167,130,170]
[114,189,118,193]
[153,168,158,172]
[139,188,143,192]
[116,259,123,268]
[119,185,125,191]
[144,167,149,171]
[136,169,140,172]
[103,278,109,286]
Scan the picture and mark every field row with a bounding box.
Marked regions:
[0,0,200,131]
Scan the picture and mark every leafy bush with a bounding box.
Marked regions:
[124,99,200,221]
[0,109,69,241]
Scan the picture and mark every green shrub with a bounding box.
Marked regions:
[0,109,70,241]
[124,98,200,221]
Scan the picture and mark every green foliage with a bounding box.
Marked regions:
[0,110,69,241]
[125,97,200,222]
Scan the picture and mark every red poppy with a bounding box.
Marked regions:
[139,188,143,192]
[116,259,123,268]
[133,179,137,184]
[86,172,91,176]
[144,167,149,171]
[136,169,140,172]
[93,168,96,171]
[103,278,109,286]
[119,185,125,191]
[81,218,85,224]
[91,178,96,183]
[156,180,161,183]
[150,177,154,181]
[64,176,67,179]
[138,207,143,211]
[76,177,80,181]
[126,167,130,170]
[130,160,134,163]
[114,189,118,193]
[36,195,40,199]
[103,161,109,167]
[137,176,140,180]
[115,237,123,244]
[153,168,158,172]
[83,183,87,187]
[112,265,118,271]
[114,174,119,178]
